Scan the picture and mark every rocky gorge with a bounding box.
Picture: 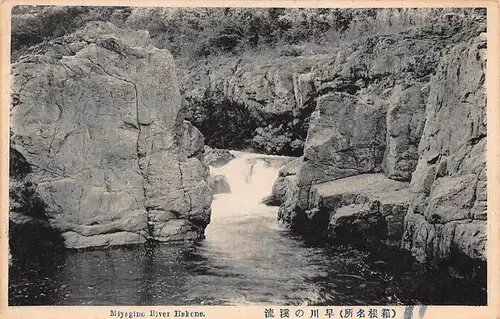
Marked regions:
[8,7,488,305]
[181,16,487,278]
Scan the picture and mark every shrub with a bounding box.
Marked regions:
[11,7,486,64]
[11,6,131,60]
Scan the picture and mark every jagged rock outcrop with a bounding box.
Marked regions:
[269,18,486,274]
[263,157,302,206]
[182,56,322,155]
[401,32,487,266]
[181,21,482,157]
[10,22,213,249]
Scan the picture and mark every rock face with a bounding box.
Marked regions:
[297,92,386,187]
[269,18,486,274]
[181,21,481,157]
[401,33,487,265]
[9,22,213,249]
[182,56,321,155]
[384,84,427,181]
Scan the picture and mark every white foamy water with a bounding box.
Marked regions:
[10,151,482,306]
[196,151,327,305]
[209,151,282,221]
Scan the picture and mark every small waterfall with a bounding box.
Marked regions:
[209,151,284,220]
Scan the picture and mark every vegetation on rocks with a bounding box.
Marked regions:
[9,6,487,285]
[12,7,485,63]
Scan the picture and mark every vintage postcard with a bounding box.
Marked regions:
[0,1,499,319]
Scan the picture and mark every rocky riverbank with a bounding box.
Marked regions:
[9,8,487,283]
[262,18,487,277]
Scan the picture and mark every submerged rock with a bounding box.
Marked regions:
[9,22,212,249]
[204,145,235,167]
[208,175,231,194]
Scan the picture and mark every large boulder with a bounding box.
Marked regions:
[278,173,410,244]
[9,22,213,249]
[401,33,487,265]
[278,92,388,218]
[314,174,409,243]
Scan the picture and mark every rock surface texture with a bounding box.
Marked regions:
[267,18,487,273]
[181,22,483,158]
[181,56,321,155]
[10,22,213,249]
[401,33,487,265]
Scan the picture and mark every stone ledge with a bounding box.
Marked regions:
[277,173,411,245]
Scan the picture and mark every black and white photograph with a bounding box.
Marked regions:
[5,4,492,311]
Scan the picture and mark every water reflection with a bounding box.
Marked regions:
[9,152,486,306]
[9,227,487,306]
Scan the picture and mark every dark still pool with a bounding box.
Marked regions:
[8,204,487,306]
[9,153,486,306]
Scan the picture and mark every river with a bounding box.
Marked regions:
[8,151,486,306]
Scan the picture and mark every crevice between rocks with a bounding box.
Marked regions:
[178,162,193,210]
[87,56,155,242]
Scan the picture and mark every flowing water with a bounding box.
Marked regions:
[9,151,486,306]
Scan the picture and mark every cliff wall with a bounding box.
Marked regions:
[180,19,483,159]
[259,18,487,273]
